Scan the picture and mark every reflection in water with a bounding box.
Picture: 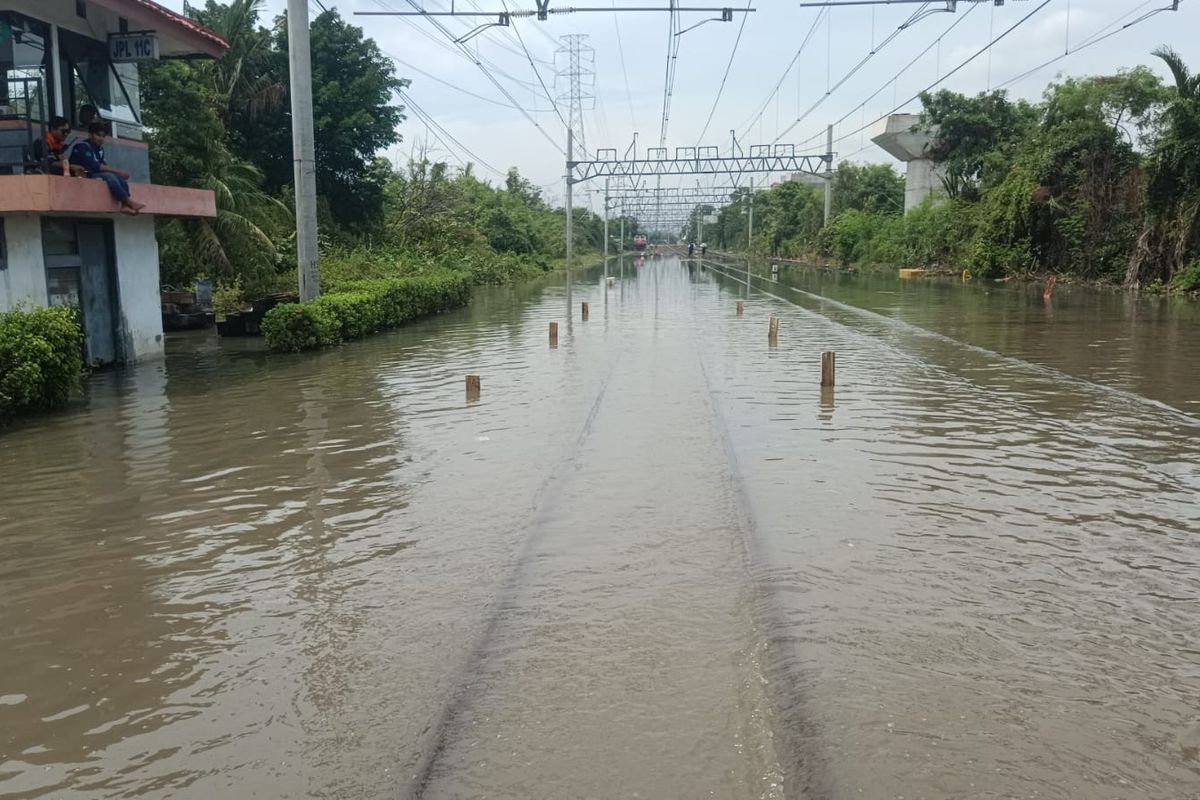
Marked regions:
[1,261,1198,799]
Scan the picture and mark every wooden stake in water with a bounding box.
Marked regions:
[736,301,744,317]
[820,352,836,387]
[768,316,779,343]
[465,374,481,401]
[549,321,558,347]
[581,301,589,321]
[1044,275,1057,303]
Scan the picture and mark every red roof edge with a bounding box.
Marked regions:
[88,0,230,58]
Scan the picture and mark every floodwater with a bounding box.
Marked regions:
[1,255,1198,799]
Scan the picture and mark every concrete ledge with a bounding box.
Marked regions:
[0,175,216,218]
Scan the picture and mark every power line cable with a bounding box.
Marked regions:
[399,90,505,176]
[499,0,572,140]
[694,0,754,145]
[659,1,682,146]
[996,0,1170,90]
[383,0,568,155]
[735,8,826,141]
[774,1,947,143]
[390,54,516,107]
[826,0,1056,149]
[791,3,979,148]
[612,0,637,130]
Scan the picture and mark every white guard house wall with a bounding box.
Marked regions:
[112,215,165,361]
[0,214,50,309]
[1,213,164,364]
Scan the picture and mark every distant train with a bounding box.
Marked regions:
[633,234,647,252]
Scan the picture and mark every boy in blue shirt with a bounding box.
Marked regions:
[70,123,145,214]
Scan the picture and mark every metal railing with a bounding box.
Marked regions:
[0,76,49,175]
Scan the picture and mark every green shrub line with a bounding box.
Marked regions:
[261,271,473,352]
[0,306,85,423]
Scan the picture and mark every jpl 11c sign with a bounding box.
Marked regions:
[109,33,159,62]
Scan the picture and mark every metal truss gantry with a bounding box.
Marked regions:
[569,142,831,184]
[570,128,835,268]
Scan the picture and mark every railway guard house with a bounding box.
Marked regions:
[0,0,227,364]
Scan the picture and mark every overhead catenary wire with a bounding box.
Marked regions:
[735,7,826,141]
[996,0,1171,90]
[694,0,754,145]
[382,0,569,156]
[791,2,979,148]
[499,0,574,142]
[390,54,516,107]
[773,1,950,143]
[821,0,1055,149]
[659,1,682,146]
[612,0,638,129]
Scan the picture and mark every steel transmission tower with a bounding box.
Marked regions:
[555,34,595,155]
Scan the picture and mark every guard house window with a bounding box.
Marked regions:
[0,12,54,122]
[57,29,141,129]
[76,1,87,19]
[0,220,7,271]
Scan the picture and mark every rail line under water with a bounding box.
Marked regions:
[1,256,1198,799]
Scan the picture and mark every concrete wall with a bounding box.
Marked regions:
[0,214,49,310]
[112,215,164,361]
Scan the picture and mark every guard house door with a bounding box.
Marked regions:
[42,219,118,365]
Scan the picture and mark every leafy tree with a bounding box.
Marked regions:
[224,9,406,230]
[918,89,1039,200]
[831,162,904,216]
[142,1,287,294]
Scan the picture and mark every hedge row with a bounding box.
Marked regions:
[261,271,473,352]
[0,306,84,422]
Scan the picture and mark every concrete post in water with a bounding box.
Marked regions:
[736,300,744,317]
[581,302,589,321]
[821,351,836,387]
[465,375,481,401]
[549,321,559,347]
[287,0,319,301]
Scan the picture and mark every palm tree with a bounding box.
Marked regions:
[1126,47,1200,286]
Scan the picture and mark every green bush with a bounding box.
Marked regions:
[0,306,85,422]
[260,303,339,352]
[262,271,472,352]
[1171,261,1200,292]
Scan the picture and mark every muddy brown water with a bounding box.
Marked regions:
[1,256,1198,799]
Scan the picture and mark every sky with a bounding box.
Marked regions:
[158,0,1200,211]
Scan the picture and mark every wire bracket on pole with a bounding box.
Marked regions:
[454,13,510,43]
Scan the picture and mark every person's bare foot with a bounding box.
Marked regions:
[121,200,146,215]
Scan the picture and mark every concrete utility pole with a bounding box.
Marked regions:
[603,177,609,280]
[287,0,319,301]
[565,128,574,269]
[823,123,833,226]
[747,178,754,249]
